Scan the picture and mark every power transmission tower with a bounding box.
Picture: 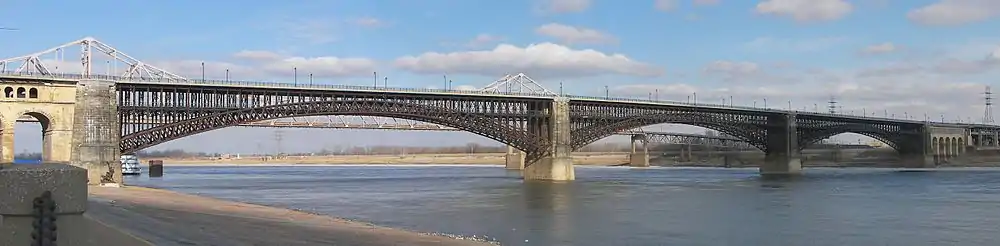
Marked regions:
[827,95,838,114]
[273,130,284,155]
[985,86,995,124]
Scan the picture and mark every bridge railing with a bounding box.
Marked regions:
[2,71,994,127]
[0,72,556,98]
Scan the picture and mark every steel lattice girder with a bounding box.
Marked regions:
[117,83,556,163]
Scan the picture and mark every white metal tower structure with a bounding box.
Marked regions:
[0,36,189,82]
[827,95,838,114]
[985,86,994,124]
[479,73,557,96]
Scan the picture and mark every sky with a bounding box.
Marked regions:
[3,0,1000,154]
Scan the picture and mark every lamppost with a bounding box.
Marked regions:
[225,69,230,82]
[200,62,205,82]
[604,85,609,98]
[293,67,298,86]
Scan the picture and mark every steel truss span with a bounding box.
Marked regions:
[116,83,557,162]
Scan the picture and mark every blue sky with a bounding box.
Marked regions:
[3,0,1000,154]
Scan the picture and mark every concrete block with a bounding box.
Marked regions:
[0,163,89,245]
[0,163,88,215]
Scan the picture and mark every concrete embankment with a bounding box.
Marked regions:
[86,186,495,246]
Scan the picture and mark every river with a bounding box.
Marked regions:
[125,165,1000,246]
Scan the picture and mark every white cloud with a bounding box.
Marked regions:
[539,0,591,13]
[861,42,897,54]
[534,23,617,45]
[610,51,1000,125]
[147,51,378,80]
[655,0,678,11]
[755,0,853,22]
[392,43,662,78]
[907,0,1000,26]
[991,46,1000,60]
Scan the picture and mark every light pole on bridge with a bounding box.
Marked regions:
[655,89,659,101]
[443,74,448,89]
[384,76,388,88]
[763,98,767,108]
[309,73,313,85]
[730,95,733,107]
[294,67,298,86]
[225,69,230,82]
[693,92,698,104]
[373,71,378,87]
[448,80,453,90]
[559,82,563,96]
[604,85,609,99]
[200,62,205,82]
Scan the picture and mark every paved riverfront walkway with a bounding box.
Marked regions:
[86,186,495,246]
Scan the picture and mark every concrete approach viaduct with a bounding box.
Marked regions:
[2,37,999,185]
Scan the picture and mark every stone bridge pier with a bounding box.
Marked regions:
[523,99,574,181]
[70,80,122,186]
[504,145,525,170]
[761,114,801,177]
[629,134,650,167]
[926,126,966,165]
[894,124,937,168]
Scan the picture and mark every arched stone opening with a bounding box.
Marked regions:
[15,87,26,98]
[3,87,13,98]
[12,112,55,163]
[28,88,39,99]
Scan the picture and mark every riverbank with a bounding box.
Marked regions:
[86,186,496,245]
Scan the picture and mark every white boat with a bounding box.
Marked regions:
[120,154,142,175]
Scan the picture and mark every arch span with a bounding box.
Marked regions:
[571,112,766,151]
[120,100,546,158]
[797,124,904,151]
[11,111,54,162]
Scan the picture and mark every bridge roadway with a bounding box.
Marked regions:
[4,74,1000,183]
